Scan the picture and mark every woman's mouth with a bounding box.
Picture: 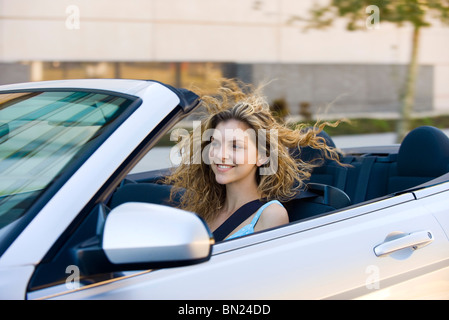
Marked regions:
[215,163,235,172]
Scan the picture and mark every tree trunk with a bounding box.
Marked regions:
[396,25,421,142]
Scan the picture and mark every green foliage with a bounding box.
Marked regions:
[306,0,449,30]
[270,98,289,120]
[298,115,449,136]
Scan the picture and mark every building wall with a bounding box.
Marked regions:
[0,63,29,85]
[0,0,448,117]
[238,63,434,118]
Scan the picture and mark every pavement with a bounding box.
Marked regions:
[332,132,398,148]
[333,128,449,148]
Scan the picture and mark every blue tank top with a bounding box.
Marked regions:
[226,200,284,240]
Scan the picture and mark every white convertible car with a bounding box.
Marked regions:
[0,79,448,300]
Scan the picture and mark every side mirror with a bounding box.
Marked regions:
[102,202,214,267]
[76,202,214,275]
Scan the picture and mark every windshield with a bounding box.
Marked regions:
[0,90,136,237]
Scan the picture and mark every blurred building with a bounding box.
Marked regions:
[0,0,448,119]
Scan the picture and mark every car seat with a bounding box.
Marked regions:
[284,183,351,222]
[388,126,449,193]
[290,129,349,190]
[109,182,183,209]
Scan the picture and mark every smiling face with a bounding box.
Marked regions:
[208,119,262,186]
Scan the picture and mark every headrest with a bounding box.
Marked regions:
[398,126,449,177]
[290,130,337,164]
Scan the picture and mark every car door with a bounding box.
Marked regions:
[41,188,449,300]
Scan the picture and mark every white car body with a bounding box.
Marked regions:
[0,79,448,300]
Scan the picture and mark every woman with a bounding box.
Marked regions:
[166,79,341,241]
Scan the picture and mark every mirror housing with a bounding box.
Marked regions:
[103,202,213,266]
[77,202,213,275]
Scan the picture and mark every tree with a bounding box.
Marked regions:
[290,0,449,141]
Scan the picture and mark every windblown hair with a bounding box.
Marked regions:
[165,79,342,224]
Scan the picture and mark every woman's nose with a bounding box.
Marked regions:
[214,144,230,161]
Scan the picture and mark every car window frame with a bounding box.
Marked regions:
[27,102,194,294]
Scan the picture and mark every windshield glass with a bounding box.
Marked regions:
[0,90,136,235]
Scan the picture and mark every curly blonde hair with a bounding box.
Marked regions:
[165,79,342,224]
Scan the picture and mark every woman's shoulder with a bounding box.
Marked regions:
[256,200,289,229]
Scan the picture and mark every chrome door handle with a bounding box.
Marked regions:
[374,230,434,257]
